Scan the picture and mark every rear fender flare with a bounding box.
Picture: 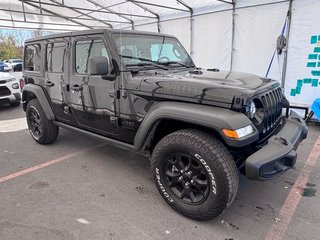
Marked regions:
[22,84,55,120]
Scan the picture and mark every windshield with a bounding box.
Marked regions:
[12,60,22,63]
[112,33,194,69]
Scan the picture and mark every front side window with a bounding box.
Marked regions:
[24,44,41,71]
[111,33,194,68]
[75,39,110,74]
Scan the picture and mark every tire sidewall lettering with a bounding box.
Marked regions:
[155,167,174,203]
[195,153,217,194]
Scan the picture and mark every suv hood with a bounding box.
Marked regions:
[0,72,15,81]
[131,69,280,107]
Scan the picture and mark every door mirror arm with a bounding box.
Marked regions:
[101,59,119,81]
[102,74,116,81]
[89,57,119,81]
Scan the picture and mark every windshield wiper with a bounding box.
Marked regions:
[128,62,169,71]
[119,55,169,70]
[158,61,193,68]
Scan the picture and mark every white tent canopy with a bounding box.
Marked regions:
[0,0,233,31]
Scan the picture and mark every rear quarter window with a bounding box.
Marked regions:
[24,44,42,72]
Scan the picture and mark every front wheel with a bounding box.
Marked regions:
[26,99,59,144]
[151,129,239,220]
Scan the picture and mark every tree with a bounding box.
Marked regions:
[0,34,22,60]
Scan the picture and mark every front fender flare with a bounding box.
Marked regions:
[22,84,55,120]
[134,102,259,149]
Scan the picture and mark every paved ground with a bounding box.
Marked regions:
[0,100,319,240]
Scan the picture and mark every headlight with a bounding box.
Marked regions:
[249,101,256,118]
[250,99,264,125]
[222,125,254,139]
[12,83,19,89]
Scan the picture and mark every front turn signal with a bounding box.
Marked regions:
[222,125,254,139]
[222,129,238,139]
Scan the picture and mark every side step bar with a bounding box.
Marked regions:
[53,121,139,154]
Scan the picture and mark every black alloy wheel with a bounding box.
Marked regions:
[26,99,59,144]
[151,129,239,220]
[163,153,210,204]
[28,106,43,140]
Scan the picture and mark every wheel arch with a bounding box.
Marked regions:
[134,102,258,152]
[22,84,55,120]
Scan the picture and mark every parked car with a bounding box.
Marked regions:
[13,63,22,72]
[22,29,308,220]
[0,61,5,72]
[2,61,12,71]
[4,59,23,71]
[0,72,21,107]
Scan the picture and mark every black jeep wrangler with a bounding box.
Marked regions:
[22,29,308,220]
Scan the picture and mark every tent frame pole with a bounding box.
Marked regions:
[281,0,293,88]
[128,1,189,12]
[84,0,134,29]
[19,0,93,29]
[176,0,194,56]
[126,0,160,32]
[48,0,113,28]
[230,0,236,71]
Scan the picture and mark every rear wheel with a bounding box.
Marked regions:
[26,99,59,144]
[151,129,239,220]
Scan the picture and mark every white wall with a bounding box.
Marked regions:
[134,22,158,32]
[160,17,191,53]
[285,0,320,105]
[232,2,289,81]
[192,10,232,70]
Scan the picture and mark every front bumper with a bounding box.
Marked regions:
[245,111,308,180]
[0,93,21,104]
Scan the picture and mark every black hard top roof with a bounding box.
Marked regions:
[25,29,175,43]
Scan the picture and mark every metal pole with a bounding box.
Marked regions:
[230,0,236,71]
[176,0,193,56]
[190,12,193,56]
[85,0,134,29]
[20,0,93,29]
[48,0,113,28]
[281,0,293,88]
[129,1,189,12]
[126,0,160,32]
[21,0,27,22]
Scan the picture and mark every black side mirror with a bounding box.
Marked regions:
[88,56,109,75]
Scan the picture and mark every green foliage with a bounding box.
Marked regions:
[0,35,22,61]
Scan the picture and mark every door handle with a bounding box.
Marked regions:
[70,84,82,92]
[44,81,55,87]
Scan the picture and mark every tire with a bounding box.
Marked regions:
[10,100,20,107]
[151,129,239,220]
[26,99,59,144]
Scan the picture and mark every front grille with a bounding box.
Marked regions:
[0,98,10,104]
[256,87,283,139]
[0,86,11,97]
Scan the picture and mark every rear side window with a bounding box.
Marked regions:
[75,39,110,74]
[46,42,67,73]
[24,44,41,72]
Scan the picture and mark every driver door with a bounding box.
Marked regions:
[69,36,119,136]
